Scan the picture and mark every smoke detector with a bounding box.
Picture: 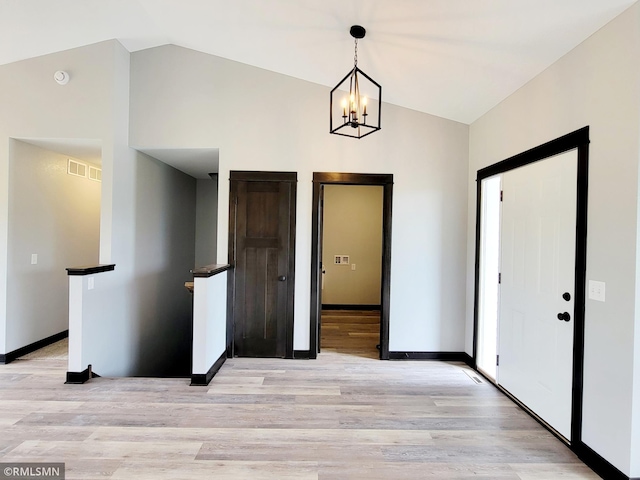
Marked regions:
[54,71,69,85]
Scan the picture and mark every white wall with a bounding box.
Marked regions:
[67,270,117,372]
[0,41,118,356]
[130,45,470,354]
[322,185,383,305]
[633,314,640,475]
[6,141,100,352]
[634,156,640,476]
[0,41,200,376]
[466,4,640,476]
[67,275,84,372]
[192,271,227,375]
[195,177,218,267]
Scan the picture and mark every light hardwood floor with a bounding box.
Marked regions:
[0,311,599,479]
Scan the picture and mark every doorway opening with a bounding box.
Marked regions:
[320,184,384,358]
[310,173,393,360]
[2,138,101,364]
[473,127,589,448]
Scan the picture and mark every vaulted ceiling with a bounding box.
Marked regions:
[1,0,637,124]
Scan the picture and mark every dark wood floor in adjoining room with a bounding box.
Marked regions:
[321,309,381,358]
[0,311,598,479]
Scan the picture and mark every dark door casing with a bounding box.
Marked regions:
[310,172,393,360]
[229,171,296,358]
[473,126,589,450]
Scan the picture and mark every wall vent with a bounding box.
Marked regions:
[68,159,87,178]
[88,166,102,182]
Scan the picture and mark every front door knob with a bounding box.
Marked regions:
[278,275,287,281]
[557,312,571,322]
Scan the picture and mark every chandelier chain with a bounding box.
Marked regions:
[354,38,358,66]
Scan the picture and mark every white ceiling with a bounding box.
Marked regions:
[137,148,219,179]
[12,139,218,179]
[1,0,636,124]
[15,138,102,165]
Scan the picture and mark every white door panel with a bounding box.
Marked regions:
[498,149,577,441]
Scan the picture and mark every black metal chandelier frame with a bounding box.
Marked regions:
[330,25,382,139]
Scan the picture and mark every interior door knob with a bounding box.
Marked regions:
[562,292,571,301]
[557,312,571,322]
[278,275,287,281]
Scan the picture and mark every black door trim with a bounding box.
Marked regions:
[310,172,393,360]
[472,126,589,448]
[230,171,297,183]
[228,170,297,359]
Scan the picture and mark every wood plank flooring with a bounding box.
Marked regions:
[321,310,381,358]
[0,311,599,479]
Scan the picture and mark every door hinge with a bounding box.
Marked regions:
[498,273,501,284]
[500,190,503,201]
[496,355,499,366]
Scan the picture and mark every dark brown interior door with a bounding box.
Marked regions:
[230,172,296,358]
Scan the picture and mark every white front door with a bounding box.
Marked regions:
[498,149,577,441]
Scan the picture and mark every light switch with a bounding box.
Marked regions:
[351,263,356,271]
[31,254,38,265]
[588,280,605,302]
[88,277,94,290]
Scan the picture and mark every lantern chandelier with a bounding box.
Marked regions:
[330,25,382,139]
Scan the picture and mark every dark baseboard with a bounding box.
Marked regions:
[575,442,637,480]
[460,352,474,367]
[322,304,380,311]
[389,351,474,367]
[1,330,69,365]
[65,365,96,384]
[293,350,311,359]
[191,351,226,386]
[473,366,636,480]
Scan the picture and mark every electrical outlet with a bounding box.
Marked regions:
[31,254,38,265]
[88,277,95,290]
[588,280,605,302]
